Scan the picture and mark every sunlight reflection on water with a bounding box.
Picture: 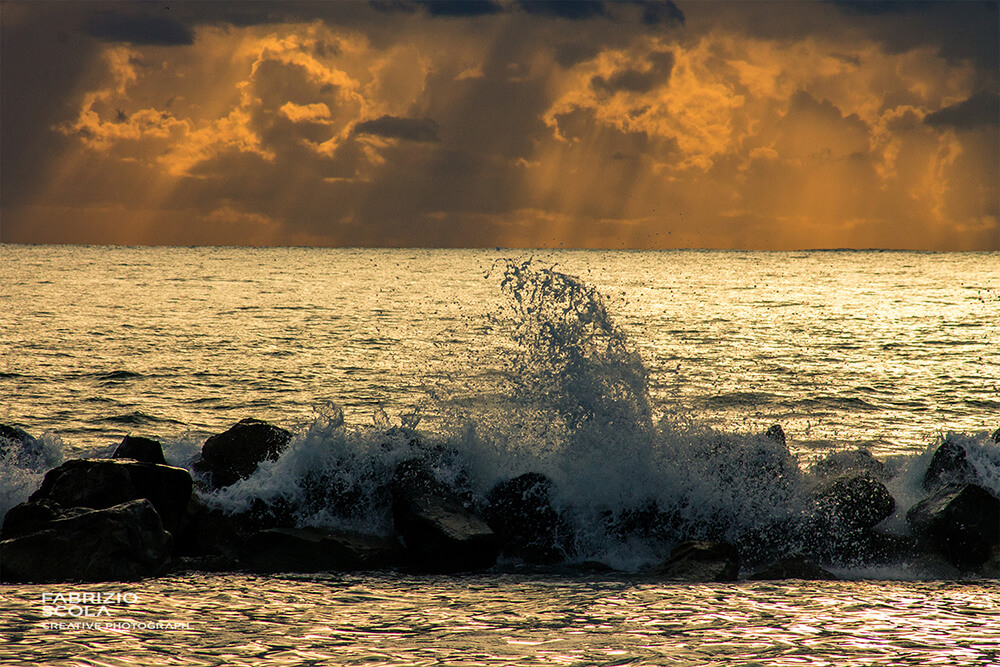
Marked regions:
[2,573,997,666]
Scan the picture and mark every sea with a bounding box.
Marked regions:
[1,245,998,666]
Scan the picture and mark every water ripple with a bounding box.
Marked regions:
[2,574,997,666]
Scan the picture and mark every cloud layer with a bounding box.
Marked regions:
[1,1,997,249]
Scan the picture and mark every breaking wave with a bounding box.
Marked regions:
[4,258,998,575]
[188,259,997,572]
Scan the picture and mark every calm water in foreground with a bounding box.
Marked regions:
[1,246,998,665]
[2,574,998,666]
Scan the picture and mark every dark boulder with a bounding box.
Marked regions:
[0,499,172,583]
[174,496,248,560]
[0,423,34,446]
[196,418,292,489]
[923,439,976,491]
[813,473,895,531]
[794,519,916,568]
[607,501,678,543]
[0,423,56,468]
[483,472,571,564]
[243,527,403,573]
[1,499,89,540]
[113,435,166,465]
[812,448,887,481]
[749,553,838,580]
[391,459,499,572]
[647,540,740,582]
[28,459,193,534]
[765,424,786,446]
[907,483,1000,569]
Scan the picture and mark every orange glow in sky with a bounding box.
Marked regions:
[2,1,997,249]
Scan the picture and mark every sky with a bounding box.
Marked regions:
[1,1,998,250]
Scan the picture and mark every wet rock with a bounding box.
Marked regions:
[0,423,34,445]
[765,424,786,446]
[907,483,1000,569]
[794,520,916,568]
[813,473,895,531]
[923,438,976,491]
[607,501,679,547]
[984,545,1000,578]
[113,435,166,465]
[749,553,838,580]
[812,448,887,481]
[391,459,499,572]
[483,472,571,564]
[647,540,740,582]
[196,418,292,489]
[0,499,89,540]
[28,459,193,534]
[0,499,173,583]
[174,496,247,560]
[0,424,56,468]
[243,527,403,573]
[732,518,802,566]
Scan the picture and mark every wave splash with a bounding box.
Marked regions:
[190,260,998,572]
[4,260,997,575]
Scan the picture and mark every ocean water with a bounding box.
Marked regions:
[1,245,999,665]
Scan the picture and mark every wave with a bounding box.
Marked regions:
[95,370,144,383]
[189,260,996,572]
[4,259,998,575]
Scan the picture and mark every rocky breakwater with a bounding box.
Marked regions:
[906,436,1000,573]
[3,421,999,582]
[1,435,191,583]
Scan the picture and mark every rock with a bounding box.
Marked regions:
[749,553,838,580]
[813,473,895,531]
[196,418,292,489]
[0,424,37,459]
[607,501,678,546]
[174,496,247,559]
[907,483,1000,569]
[113,435,166,465]
[923,439,976,491]
[28,459,193,534]
[984,545,1000,578]
[992,427,1000,444]
[0,499,172,583]
[765,424,786,446]
[391,459,499,572]
[647,540,740,582]
[0,423,56,468]
[0,499,89,540]
[243,527,403,573]
[812,448,887,481]
[483,472,571,564]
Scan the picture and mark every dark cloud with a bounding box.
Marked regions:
[553,42,601,68]
[591,51,674,94]
[83,9,194,45]
[1,6,97,218]
[518,1,608,20]
[419,0,504,17]
[354,116,441,142]
[370,1,503,17]
[632,0,685,26]
[833,1,998,80]
[829,1,948,16]
[925,92,1000,130]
